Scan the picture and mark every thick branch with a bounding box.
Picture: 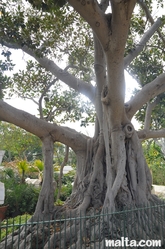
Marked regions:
[110,0,137,54]
[126,73,165,119]
[1,40,95,103]
[144,97,160,131]
[0,100,88,151]
[100,0,109,12]
[124,18,162,67]
[93,34,106,130]
[24,48,95,103]
[57,145,69,200]
[101,1,136,126]
[68,0,110,50]
[39,78,58,119]
[138,129,165,140]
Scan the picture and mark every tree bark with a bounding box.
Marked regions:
[56,145,69,201]
[33,135,55,220]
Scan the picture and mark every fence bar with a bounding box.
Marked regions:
[0,203,165,248]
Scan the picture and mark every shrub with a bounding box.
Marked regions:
[62,170,75,185]
[3,178,40,217]
[151,166,165,185]
[60,183,72,201]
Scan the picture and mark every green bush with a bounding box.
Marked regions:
[143,140,165,185]
[62,170,75,185]
[54,170,75,201]
[3,178,40,217]
[60,183,72,201]
[151,166,165,185]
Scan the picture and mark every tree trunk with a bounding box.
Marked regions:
[42,122,164,249]
[66,123,153,211]
[33,135,56,220]
[56,145,69,201]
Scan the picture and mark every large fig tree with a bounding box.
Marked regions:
[0,0,165,247]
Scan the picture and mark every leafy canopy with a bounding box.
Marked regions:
[0,0,95,126]
[0,0,165,132]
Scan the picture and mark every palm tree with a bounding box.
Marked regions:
[17,160,29,183]
[33,159,44,183]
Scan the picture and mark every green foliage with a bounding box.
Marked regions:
[0,51,14,99]
[27,0,66,12]
[125,3,165,129]
[0,214,32,239]
[1,0,164,132]
[17,160,29,173]
[135,93,165,130]
[53,143,76,167]
[17,160,29,183]
[143,140,165,185]
[56,171,75,201]
[0,0,95,126]
[4,167,15,178]
[8,60,95,125]
[55,199,64,206]
[33,159,44,171]
[151,166,165,185]
[143,140,163,166]
[3,167,20,182]
[0,168,40,217]
[3,177,40,217]
[0,1,90,60]
[61,170,75,185]
[54,170,75,202]
[57,183,72,201]
[30,159,44,181]
[0,122,42,161]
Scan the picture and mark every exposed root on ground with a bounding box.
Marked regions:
[1,199,165,249]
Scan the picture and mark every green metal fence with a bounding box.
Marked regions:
[0,202,165,248]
